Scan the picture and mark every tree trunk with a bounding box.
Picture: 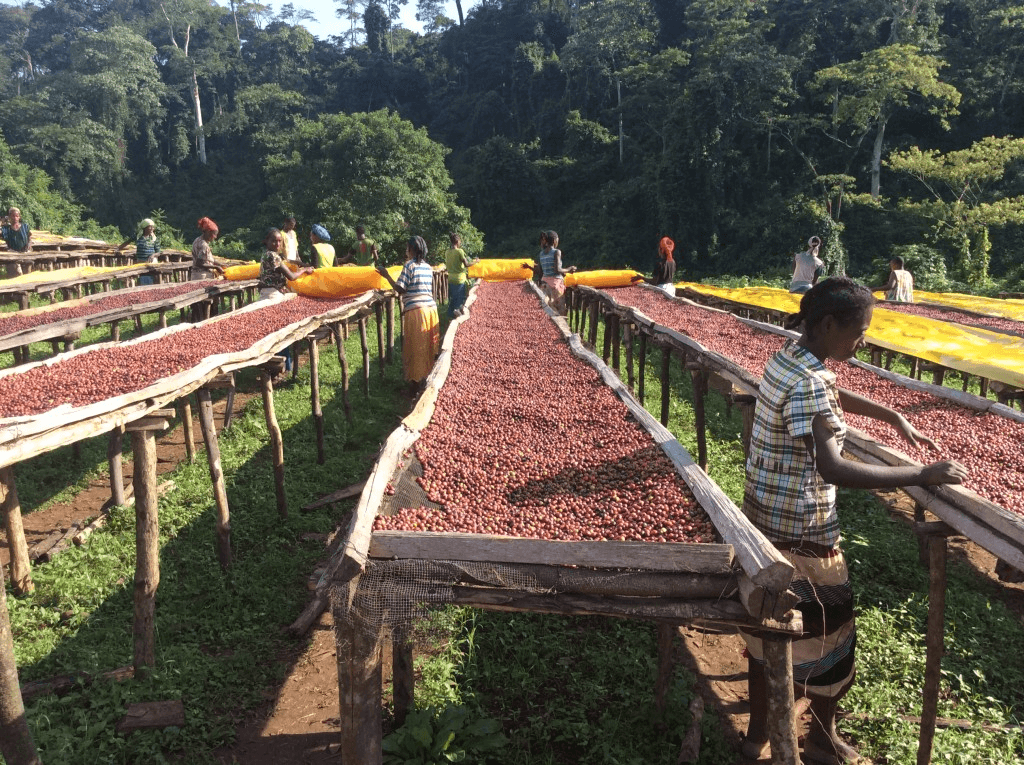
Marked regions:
[0,571,41,765]
[871,116,887,200]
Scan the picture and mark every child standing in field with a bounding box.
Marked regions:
[741,277,966,765]
[377,235,441,392]
[444,232,477,318]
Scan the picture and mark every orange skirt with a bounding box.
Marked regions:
[402,304,441,383]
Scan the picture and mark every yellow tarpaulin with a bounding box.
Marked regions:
[565,270,643,288]
[911,290,1024,323]
[676,282,1024,389]
[290,265,402,298]
[468,258,535,282]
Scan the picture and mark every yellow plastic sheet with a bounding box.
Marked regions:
[290,265,402,299]
[911,290,1024,323]
[565,270,643,288]
[467,258,534,282]
[223,263,261,281]
[676,282,1024,388]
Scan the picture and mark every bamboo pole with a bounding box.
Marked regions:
[196,389,232,568]
[129,427,159,673]
[359,317,370,396]
[917,535,948,765]
[308,338,325,465]
[178,400,195,463]
[108,426,125,507]
[0,468,32,596]
[0,569,41,765]
[374,302,385,378]
[260,371,288,518]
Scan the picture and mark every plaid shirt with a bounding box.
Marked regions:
[744,340,846,546]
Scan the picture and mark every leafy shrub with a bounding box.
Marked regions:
[382,704,507,764]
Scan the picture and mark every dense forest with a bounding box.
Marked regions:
[0,0,1023,289]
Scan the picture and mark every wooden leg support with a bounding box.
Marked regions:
[0,468,33,596]
[260,372,288,518]
[222,374,236,430]
[108,426,126,507]
[308,339,325,465]
[638,333,647,405]
[335,587,384,764]
[0,569,41,764]
[196,390,232,568]
[385,296,395,364]
[660,346,671,426]
[178,400,195,463]
[374,302,385,378]
[129,428,160,672]
[917,534,948,765]
[689,366,708,471]
[762,633,800,765]
[392,632,414,729]
[359,318,370,397]
[654,623,675,713]
[332,325,352,422]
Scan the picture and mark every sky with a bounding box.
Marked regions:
[288,0,474,40]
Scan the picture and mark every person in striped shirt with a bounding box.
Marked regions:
[377,235,440,391]
[741,276,966,765]
[538,230,576,315]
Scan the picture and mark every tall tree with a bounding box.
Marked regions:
[812,43,961,199]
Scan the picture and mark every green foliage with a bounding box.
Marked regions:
[382,705,507,764]
[257,109,481,262]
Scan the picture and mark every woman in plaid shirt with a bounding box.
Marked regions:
[742,277,967,765]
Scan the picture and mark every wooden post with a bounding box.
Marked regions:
[0,468,32,596]
[588,301,599,348]
[917,535,948,765]
[932,365,946,388]
[108,426,126,507]
[762,633,800,765]
[260,372,288,518]
[308,338,325,465]
[335,595,384,764]
[578,296,587,339]
[690,366,708,471]
[129,427,160,672]
[222,375,236,430]
[385,296,395,364]
[654,623,675,713]
[0,569,41,765]
[611,314,621,372]
[332,325,352,422]
[110,321,120,341]
[359,317,370,397]
[134,314,143,333]
[178,400,195,463]
[374,302,385,378]
[291,343,300,381]
[602,311,612,364]
[196,389,232,567]
[638,332,647,405]
[660,345,671,426]
[624,322,634,390]
[393,632,414,728]
[736,395,757,458]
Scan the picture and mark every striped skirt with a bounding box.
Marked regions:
[402,304,441,383]
[742,545,856,700]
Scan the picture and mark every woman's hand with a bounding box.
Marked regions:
[920,460,968,485]
[895,414,939,451]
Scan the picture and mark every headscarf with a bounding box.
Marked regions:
[311,224,331,242]
[197,217,219,235]
[141,218,155,229]
[659,237,675,261]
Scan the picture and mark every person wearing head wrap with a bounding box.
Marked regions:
[310,224,335,268]
[119,218,162,285]
[790,236,824,294]
[191,217,224,281]
[653,236,676,296]
[1,207,31,275]
[281,215,300,263]
[376,235,440,390]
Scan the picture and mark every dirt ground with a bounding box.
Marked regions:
[6,401,1024,764]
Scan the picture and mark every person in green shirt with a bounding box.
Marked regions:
[444,232,477,318]
[343,225,378,266]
